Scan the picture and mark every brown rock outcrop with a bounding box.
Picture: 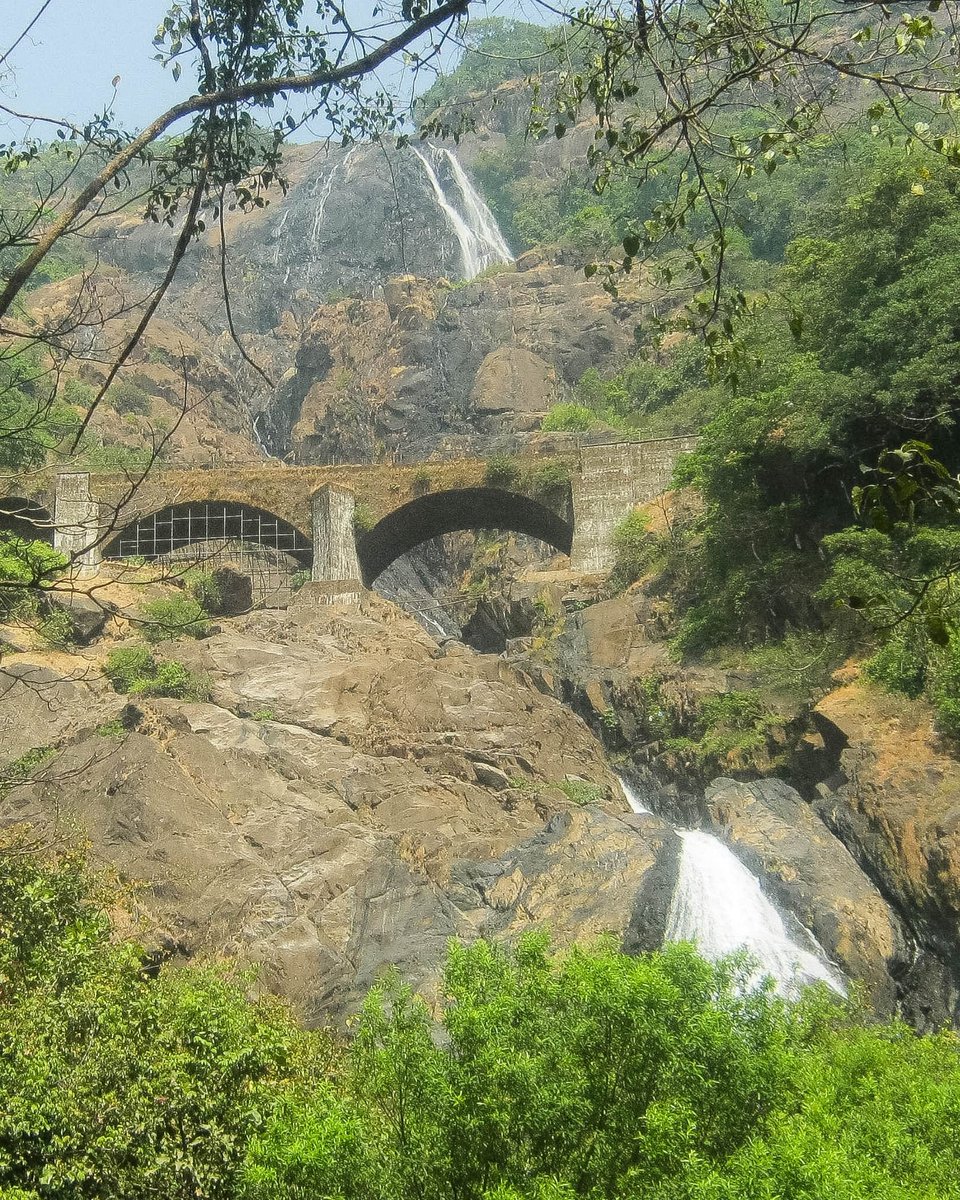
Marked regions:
[812,683,960,1026]
[0,594,676,1021]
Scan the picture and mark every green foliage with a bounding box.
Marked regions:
[138,594,210,642]
[0,840,300,1199]
[62,377,96,409]
[608,509,654,591]
[185,570,223,614]
[412,466,433,494]
[540,403,598,433]
[0,746,54,793]
[483,454,520,488]
[3,849,960,1200]
[248,934,960,1200]
[103,645,210,701]
[415,19,554,117]
[95,718,128,739]
[557,778,605,805]
[0,537,66,618]
[644,684,782,776]
[353,502,375,535]
[290,568,311,592]
[37,606,74,648]
[104,378,152,416]
[78,441,155,473]
[525,460,571,499]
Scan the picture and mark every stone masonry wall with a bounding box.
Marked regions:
[570,436,698,572]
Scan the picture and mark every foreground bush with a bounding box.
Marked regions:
[138,593,210,642]
[103,645,210,699]
[2,846,959,1199]
[0,837,303,1200]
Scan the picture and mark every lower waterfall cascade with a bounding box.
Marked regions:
[618,777,845,998]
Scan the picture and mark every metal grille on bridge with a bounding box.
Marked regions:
[111,502,312,562]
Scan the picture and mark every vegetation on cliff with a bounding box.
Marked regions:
[2,842,959,1200]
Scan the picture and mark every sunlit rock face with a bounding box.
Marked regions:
[1,595,674,1023]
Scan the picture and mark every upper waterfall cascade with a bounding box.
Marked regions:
[618,778,845,998]
[411,144,513,280]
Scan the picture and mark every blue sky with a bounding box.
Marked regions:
[1,0,541,141]
[2,1,184,131]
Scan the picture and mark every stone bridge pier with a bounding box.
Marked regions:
[309,485,363,598]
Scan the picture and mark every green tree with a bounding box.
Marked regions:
[0,837,302,1199]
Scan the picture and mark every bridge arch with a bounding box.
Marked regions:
[357,486,573,585]
[0,497,53,543]
[103,500,313,566]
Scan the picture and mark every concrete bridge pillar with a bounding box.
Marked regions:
[311,484,362,584]
[54,473,102,571]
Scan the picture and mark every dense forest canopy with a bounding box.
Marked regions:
[3,844,960,1200]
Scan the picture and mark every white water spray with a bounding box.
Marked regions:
[665,829,845,998]
[411,145,512,280]
[619,776,652,814]
[618,779,844,997]
[436,147,513,265]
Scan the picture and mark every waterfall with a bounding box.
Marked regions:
[436,147,513,265]
[619,776,652,814]
[308,146,360,246]
[665,830,845,998]
[619,780,844,997]
[411,145,513,280]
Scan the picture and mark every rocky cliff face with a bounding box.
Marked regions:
[0,594,683,1021]
[33,136,638,469]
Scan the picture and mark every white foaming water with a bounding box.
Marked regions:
[665,829,845,998]
[619,776,652,814]
[411,145,512,280]
[437,147,513,265]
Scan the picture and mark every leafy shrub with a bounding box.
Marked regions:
[38,606,74,648]
[483,454,520,487]
[138,595,209,642]
[541,402,598,432]
[609,509,654,590]
[665,689,780,773]
[526,459,571,498]
[185,571,222,614]
[864,627,928,699]
[103,646,210,700]
[62,377,96,408]
[930,635,960,739]
[105,379,152,416]
[353,502,375,535]
[79,442,155,472]
[0,840,299,1198]
[558,778,605,805]
[1,746,54,792]
[290,568,311,592]
[412,466,432,494]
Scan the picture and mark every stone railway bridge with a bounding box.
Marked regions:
[5,436,696,593]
